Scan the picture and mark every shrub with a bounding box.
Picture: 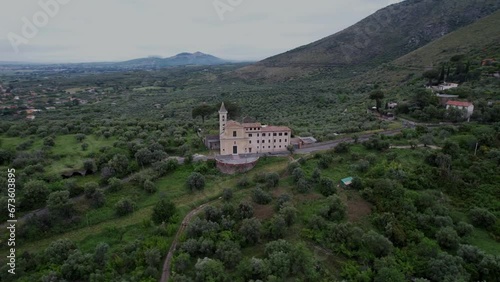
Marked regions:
[292,168,305,183]
[143,180,157,194]
[469,208,497,228]
[222,188,233,201]
[252,188,272,205]
[237,176,250,188]
[186,172,205,192]
[115,198,136,216]
[152,198,176,225]
[266,173,280,188]
[334,142,350,153]
[436,227,460,250]
[319,178,336,197]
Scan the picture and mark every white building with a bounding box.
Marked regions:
[446,100,474,119]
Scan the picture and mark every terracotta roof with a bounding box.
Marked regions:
[446,101,473,107]
[261,126,291,132]
[225,121,242,128]
[242,123,262,128]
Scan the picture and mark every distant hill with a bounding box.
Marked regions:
[235,0,500,81]
[118,52,229,68]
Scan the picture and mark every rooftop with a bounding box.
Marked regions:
[446,100,473,107]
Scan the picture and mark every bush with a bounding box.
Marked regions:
[436,227,460,250]
[334,142,350,153]
[266,173,280,188]
[222,188,233,201]
[83,182,99,199]
[319,178,336,197]
[296,178,311,194]
[152,198,176,225]
[252,188,272,205]
[292,168,305,183]
[115,198,136,216]
[143,180,157,194]
[237,176,250,188]
[186,172,205,192]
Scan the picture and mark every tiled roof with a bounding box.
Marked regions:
[261,126,291,132]
[242,123,262,128]
[446,101,473,107]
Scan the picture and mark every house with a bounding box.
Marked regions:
[446,101,474,119]
[26,115,35,120]
[388,102,398,109]
[218,103,292,155]
[340,177,353,187]
[432,82,459,92]
[290,137,317,149]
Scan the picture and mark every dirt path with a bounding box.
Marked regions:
[159,200,217,282]
[390,144,442,150]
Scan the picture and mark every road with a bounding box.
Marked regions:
[296,129,402,154]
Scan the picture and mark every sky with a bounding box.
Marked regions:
[0,0,402,63]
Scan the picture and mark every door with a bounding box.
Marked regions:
[233,146,238,154]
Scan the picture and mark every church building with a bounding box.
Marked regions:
[218,103,292,156]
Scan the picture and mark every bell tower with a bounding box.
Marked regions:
[219,102,228,135]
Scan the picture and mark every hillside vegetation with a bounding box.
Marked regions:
[235,0,500,81]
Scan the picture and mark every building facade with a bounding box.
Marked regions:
[218,103,291,156]
[446,100,474,119]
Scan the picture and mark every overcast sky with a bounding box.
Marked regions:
[0,0,401,63]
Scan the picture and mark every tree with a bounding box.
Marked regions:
[194,258,226,282]
[267,215,287,239]
[374,267,405,282]
[287,144,295,155]
[135,148,153,167]
[252,188,272,205]
[236,201,254,219]
[84,182,99,199]
[292,168,305,183]
[279,203,298,226]
[45,239,77,264]
[320,195,346,221]
[47,191,72,217]
[423,69,440,86]
[83,159,96,172]
[362,230,393,257]
[239,218,262,245]
[436,227,460,250]
[192,104,215,123]
[266,172,280,188]
[23,180,49,209]
[114,198,136,216]
[143,180,157,194]
[81,143,89,151]
[75,133,86,142]
[222,188,233,201]
[108,154,129,176]
[469,208,497,228]
[215,240,242,269]
[61,250,94,281]
[369,90,385,112]
[427,252,470,282]
[186,172,205,192]
[90,189,106,208]
[152,199,176,225]
[319,178,336,197]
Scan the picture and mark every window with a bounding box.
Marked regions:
[274,139,276,143]
[279,145,282,148]
[274,146,276,148]
[268,146,271,149]
[285,139,287,142]
[257,134,259,137]
[273,133,277,136]
[257,140,260,143]
[285,133,288,136]
[269,140,271,143]
[249,148,252,153]
[249,134,253,137]
[262,133,266,137]
[233,131,237,137]
[249,140,252,144]
[279,133,282,136]
[279,139,282,142]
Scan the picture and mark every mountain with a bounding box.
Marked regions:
[358,9,500,87]
[235,0,500,81]
[118,52,229,68]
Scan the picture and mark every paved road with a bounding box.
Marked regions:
[296,129,402,154]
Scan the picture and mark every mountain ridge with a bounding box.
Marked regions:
[235,0,500,81]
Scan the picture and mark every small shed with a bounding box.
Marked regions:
[340,177,353,187]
